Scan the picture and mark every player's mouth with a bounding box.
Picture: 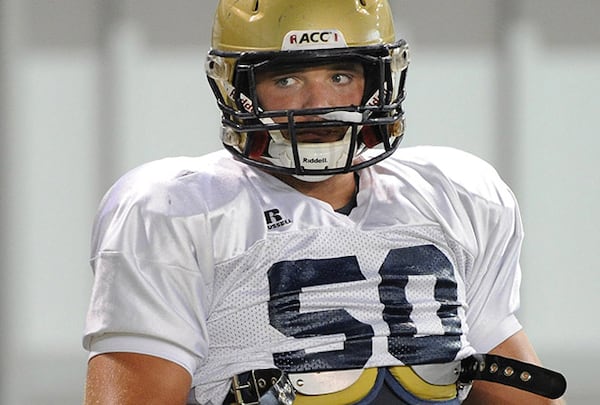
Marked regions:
[291,127,348,143]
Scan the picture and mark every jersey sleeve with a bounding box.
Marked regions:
[451,152,524,353]
[398,146,524,353]
[82,161,214,377]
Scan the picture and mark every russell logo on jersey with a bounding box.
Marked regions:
[264,209,293,230]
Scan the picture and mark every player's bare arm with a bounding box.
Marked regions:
[84,353,191,405]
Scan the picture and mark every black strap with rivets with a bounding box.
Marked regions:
[224,368,296,405]
[459,354,567,399]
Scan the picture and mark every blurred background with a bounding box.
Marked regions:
[1,0,598,403]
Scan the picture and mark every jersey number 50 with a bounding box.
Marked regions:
[267,244,462,372]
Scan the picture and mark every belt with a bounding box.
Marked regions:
[226,368,295,405]
[224,354,567,405]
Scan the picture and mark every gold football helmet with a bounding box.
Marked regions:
[206,0,409,179]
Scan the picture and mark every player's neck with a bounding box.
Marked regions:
[273,172,358,212]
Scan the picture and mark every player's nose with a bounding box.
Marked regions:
[300,80,335,111]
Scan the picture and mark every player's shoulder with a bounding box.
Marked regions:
[96,150,245,216]
[380,145,514,206]
[388,145,497,176]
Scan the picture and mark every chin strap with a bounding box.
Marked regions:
[459,354,567,399]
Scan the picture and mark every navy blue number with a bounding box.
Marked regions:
[268,256,374,372]
[379,245,462,364]
[267,245,462,371]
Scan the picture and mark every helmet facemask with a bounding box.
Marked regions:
[207,42,409,180]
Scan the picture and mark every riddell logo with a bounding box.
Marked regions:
[282,30,347,50]
[264,208,293,230]
[303,157,328,164]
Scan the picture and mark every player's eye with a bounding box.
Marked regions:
[331,73,352,85]
[274,76,297,88]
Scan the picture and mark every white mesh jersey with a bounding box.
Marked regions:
[83,146,523,405]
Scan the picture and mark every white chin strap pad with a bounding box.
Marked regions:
[260,113,365,182]
[266,132,352,182]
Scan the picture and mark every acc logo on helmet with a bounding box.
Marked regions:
[282,30,348,50]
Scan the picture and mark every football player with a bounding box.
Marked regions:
[83,1,566,404]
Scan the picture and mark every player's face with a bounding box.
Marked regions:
[255,62,365,143]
